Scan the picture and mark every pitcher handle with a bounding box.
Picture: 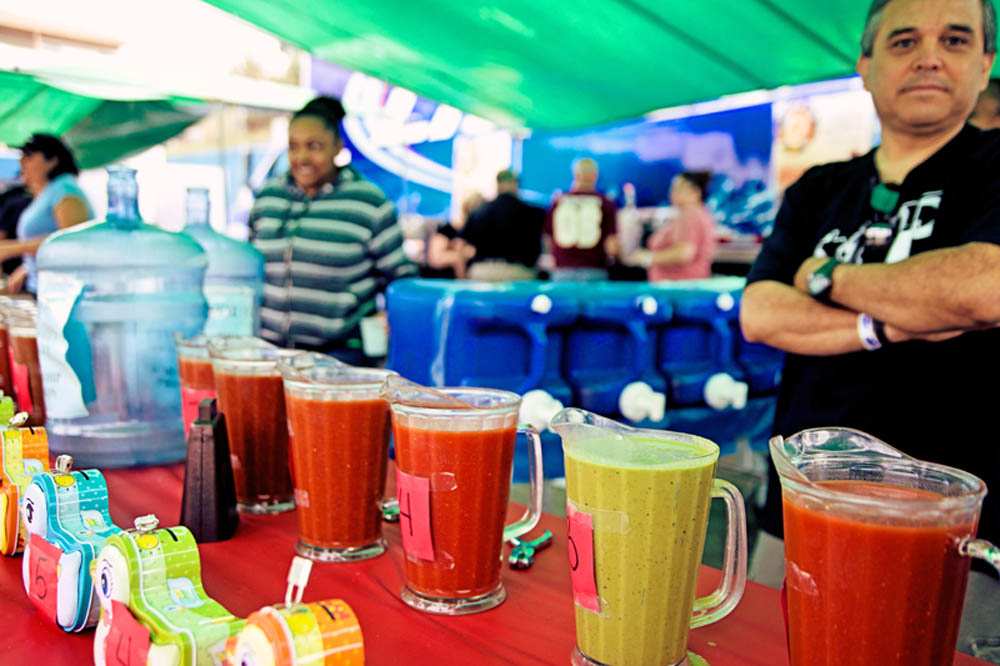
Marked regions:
[503,427,544,542]
[691,479,748,628]
[960,538,1000,574]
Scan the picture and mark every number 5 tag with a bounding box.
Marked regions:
[27,537,60,622]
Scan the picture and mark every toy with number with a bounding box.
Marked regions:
[226,557,365,666]
[21,454,122,631]
[94,514,244,666]
[1,413,49,555]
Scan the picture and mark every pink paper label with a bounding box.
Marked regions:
[181,387,217,439]
[567,504,600,612]
[11,360,32,416]
[396,469,435,561]
[27,536,60,621]
[105,600,151,666]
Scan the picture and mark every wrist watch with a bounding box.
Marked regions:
[807,258,841,305]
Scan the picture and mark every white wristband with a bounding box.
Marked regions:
[857,312,882,351]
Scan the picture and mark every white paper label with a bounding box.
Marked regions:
[203,285,257,337]
[36,272,89,419]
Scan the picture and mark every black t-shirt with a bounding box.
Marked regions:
[461,193,544,268]
[748,125,1000,545]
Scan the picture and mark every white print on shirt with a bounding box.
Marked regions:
[553,195,603,249]
[813,190,941,264]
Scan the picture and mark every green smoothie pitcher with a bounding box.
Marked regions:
[552,408,747,666]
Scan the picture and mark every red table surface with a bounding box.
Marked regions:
[0,465,987,666]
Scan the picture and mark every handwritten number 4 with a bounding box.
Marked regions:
[399,492,413,537]
[114,631,132,666]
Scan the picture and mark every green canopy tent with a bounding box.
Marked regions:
[0,70,204,169]
[205,0,1000,130]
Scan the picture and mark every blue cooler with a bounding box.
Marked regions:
[563,282,670,425]
[655,278,748,410]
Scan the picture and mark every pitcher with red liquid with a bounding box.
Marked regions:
[385,378,543,615]
[280,353,396,562]
[772,428,1000,666]
[209,337,298,514]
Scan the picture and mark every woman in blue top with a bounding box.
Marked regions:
[0,134,92,293]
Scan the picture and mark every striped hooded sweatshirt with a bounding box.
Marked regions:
[249,168,416,348]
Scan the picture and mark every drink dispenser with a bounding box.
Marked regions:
[35,167,208,467]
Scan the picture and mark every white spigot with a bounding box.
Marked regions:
[704,373,749,411]
[618,382,666,423]
[519,390,564,432]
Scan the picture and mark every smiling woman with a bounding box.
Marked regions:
[249,96,417,360]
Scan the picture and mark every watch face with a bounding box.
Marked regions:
[808,273,831,296]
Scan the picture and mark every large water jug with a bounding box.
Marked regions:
[35,167,208,467]
[182,188,264,336]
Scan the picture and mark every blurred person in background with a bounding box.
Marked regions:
[425,191,481,279]
[0,180,30,277]
[249,96,416,362]
[462,169,544,281]
[970,77,1000,128]
[545,157,619,281]
[0,134,92,294]
[641,171,717,281]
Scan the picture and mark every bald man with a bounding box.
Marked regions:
[544,158,619,281]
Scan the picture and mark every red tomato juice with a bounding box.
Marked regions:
[393,424,516,599]
[783,480,974,666]
[285,395,390,548]
[214,371,292,508]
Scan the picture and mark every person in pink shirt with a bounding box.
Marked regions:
[646,171,717,281]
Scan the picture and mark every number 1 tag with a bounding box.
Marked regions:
[567,504,600,613]
[27,536,61,621]
[106,600,151,666]
[395,469,434,561]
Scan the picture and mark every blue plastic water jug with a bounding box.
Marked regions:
[182,188,264,337]
[35,167,208,467]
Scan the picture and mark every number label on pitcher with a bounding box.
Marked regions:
[567,505,600,612]
[396,469,434,561]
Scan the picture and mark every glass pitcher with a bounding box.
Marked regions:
[280,353,396,562]
[384,377,543,615]
[771,427,1000,666]
[551,408,747,666]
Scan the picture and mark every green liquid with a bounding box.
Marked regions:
[566,437,717,666]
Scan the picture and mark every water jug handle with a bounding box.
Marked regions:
[503,427,544,542]
[690,479,748,629]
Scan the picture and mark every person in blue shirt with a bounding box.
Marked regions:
[0,134,92,294]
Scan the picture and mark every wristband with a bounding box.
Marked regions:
[857,313,882,351]
[873,319,890,346]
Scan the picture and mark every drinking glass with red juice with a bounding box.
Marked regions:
[772,428,1000,666]
[7,310,45,427]
[280,353,397,562]
[209,337,297,514]
[385,378,544,615]
[176,334,217,440]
